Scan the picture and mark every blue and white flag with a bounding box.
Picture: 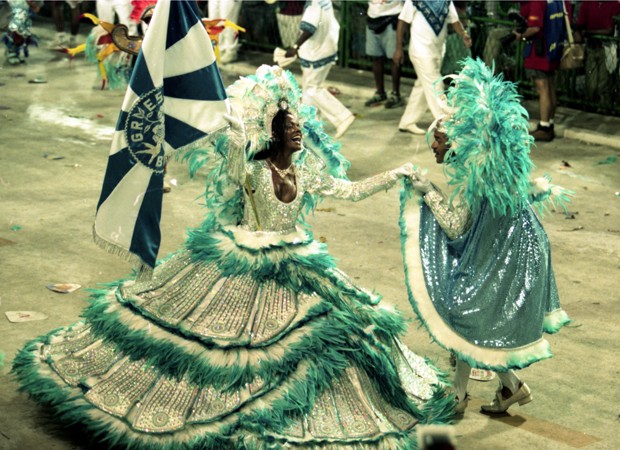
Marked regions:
[94,0,229,268]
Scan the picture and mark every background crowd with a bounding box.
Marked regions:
[2,0,620,139]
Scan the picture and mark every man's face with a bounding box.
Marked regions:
[431,131,450,164]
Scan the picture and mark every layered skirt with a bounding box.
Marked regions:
[13,226,453,449]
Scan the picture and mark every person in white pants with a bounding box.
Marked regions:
[285,0,355,139]
[393,0,471,134]
[96,0,137,35]
[208,0,242,64]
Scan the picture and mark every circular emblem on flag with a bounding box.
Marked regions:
[125,88,166,174]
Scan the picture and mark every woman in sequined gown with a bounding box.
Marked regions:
[400,58,571,417]
[12,67,453,449]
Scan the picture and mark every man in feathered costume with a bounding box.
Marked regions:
[401,57,572,415]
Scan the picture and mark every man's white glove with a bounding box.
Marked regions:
[410,172,433,194]
[390,162,415,179]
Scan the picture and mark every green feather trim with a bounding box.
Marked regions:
[528,174,575,217]
[103,56,130,90]
[543,308,572,334]
[12,324,433,449]
[84,31,98,63]
[12,341,240,449]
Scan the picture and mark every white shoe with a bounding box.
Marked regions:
[480,382,532,414]
[399,124,426,135]
[335,115,355,139]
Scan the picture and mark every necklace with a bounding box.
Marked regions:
[267,159,295,178]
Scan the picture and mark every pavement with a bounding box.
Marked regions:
[0,19,619,450]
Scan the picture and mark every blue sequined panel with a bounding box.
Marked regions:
[420,201,561,349]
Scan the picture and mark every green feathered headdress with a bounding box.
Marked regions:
[442,58,534,216]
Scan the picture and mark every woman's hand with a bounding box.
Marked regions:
[391,162,415,178]
[223,111,244,134]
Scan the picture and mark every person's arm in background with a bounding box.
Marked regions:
[448,1,472,48]
[393,0,414,66]
[285,30,312,58]
[285,0,318,58]
[513,1,541,42]
[449,20,472,48]
[392,19,409,65]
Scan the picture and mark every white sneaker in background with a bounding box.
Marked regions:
[399,124,426,135]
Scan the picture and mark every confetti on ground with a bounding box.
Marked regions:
[46,283,81,294]
[5,311,48,323]
[470,368,496,381]
[596,155,617,165]
[43,153,65,160]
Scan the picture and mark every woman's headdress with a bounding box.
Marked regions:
[226,65,304,158]
[181,65,350,232]
[439,58,534,216]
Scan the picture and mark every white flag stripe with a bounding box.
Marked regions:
[162,141,175,157]
[95,164,153,249]
[163,22,217,79]
[110,130,128,156]
[164,96,230,134]
[119,86,139,115]
[140,0,170,90]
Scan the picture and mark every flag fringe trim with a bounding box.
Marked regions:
[93,225,151,268]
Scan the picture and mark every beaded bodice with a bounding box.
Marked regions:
[242,160,304,232]
[241,157,403,233]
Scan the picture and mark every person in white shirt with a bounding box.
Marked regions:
[393,0,471,134]
[96,0,137,35]
[285,0,355,139]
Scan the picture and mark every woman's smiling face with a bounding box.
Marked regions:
[281,113,302,152]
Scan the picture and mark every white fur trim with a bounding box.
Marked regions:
[402,196,552,368]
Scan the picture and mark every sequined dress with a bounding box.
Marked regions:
[400,186,571,371]
[13,159,453,449]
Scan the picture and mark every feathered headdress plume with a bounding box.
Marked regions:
[441,58,534,216]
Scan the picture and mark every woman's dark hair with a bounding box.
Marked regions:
[253,108,290,160]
